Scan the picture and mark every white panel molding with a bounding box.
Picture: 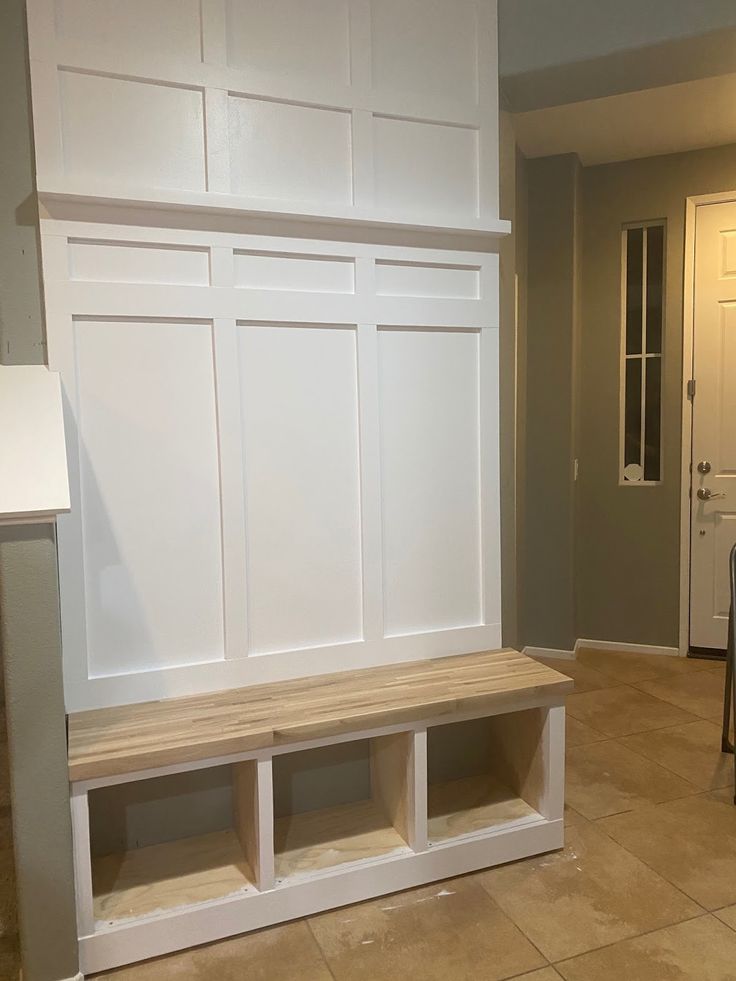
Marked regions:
[42,221,501,710]
[25,0,507,236]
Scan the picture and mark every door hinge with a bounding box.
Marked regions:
[687,379,696,400]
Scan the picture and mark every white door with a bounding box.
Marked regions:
[690,200,736,651]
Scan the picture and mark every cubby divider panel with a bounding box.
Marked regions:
[273,734,416,880]
[89,762,262,923]
[426,709,548,843]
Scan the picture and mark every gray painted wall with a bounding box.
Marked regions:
[498,4,736,113]
[515,138,736,650]
[578,143,736,646]
[0,528,80,981]
[0,2,80,979]
[0,0,44,365]
[498,0,736,77]
[519,155,581,651]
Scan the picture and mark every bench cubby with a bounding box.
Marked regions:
[68,650,571,974]
[86,761,266,924]
[272,735,415,880]
[426,708,548,843]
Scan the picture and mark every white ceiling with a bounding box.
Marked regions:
[513,71,736,165]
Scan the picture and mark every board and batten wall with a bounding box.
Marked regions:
[25,0,506,713]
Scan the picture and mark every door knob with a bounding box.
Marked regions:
[697,460,712,474]
[697,487,725,501]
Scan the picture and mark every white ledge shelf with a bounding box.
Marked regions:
[38,185,512,241]
[0,365,70,525]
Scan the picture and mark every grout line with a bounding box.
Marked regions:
[550,910,715,968]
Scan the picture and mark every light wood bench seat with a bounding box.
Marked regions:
[68,648,572,782]
[68,649,571,974]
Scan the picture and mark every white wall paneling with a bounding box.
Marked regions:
[237,323,364,654]
[26,0,507,236]
[40,222,501,710]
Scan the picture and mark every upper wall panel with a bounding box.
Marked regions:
[26,0,504,234]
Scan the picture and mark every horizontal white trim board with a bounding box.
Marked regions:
[576,639,680,657]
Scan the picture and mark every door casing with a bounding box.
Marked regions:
[680,189,736,655]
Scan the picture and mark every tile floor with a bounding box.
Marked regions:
[95,649,736,981]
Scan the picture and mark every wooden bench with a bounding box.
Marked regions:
[68,649,572,974]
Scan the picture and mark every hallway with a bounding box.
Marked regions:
[94,649,735,980]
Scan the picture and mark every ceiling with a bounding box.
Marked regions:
[512,70,736,166]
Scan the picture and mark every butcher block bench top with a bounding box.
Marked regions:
[67,648,573,782]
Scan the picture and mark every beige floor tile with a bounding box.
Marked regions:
[565,739,697,819]
[637,669,727,720]
[308,876,546,981]
[566,686,697,737]
[96,921,332,981]
[512,970,562,981]
[577,648,717,684]
[708,786,736,806]
[714,904,736,932]
[190,922,332,981]
[618,720,733,791]
[479,812,700,962]
[565,715,605,748]
[534,656,617,694]
[556,915,736,981]
[599,794,736,910]
[95,952,199,980]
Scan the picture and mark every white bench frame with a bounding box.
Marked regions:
[71,694,566,974]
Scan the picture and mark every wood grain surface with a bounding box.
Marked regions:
[69,649,572,781]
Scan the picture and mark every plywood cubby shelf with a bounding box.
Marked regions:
[68,650,572,974]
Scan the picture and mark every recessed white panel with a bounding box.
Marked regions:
[228,97,352,204]
[375,261,479,299]
[373,116,479,218]
[69,241,210,286]
[370,0,479,103]
[714,515,736,617]
[59,72,206,191]
[226,0,350,85]
[73,319,224,676]
[719,305,736,471]
[234,252,354,293]
[238,324,363,653]
[721,231,736,278]
[54,0,202,64]
[378,328,482,635]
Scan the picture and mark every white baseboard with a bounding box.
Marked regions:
[522,640,681,661]
[522,646,577,661]
[575,638,680,657]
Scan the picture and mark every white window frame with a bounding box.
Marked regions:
[619,219,666,486]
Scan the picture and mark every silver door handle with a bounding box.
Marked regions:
[697,487,726,501]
